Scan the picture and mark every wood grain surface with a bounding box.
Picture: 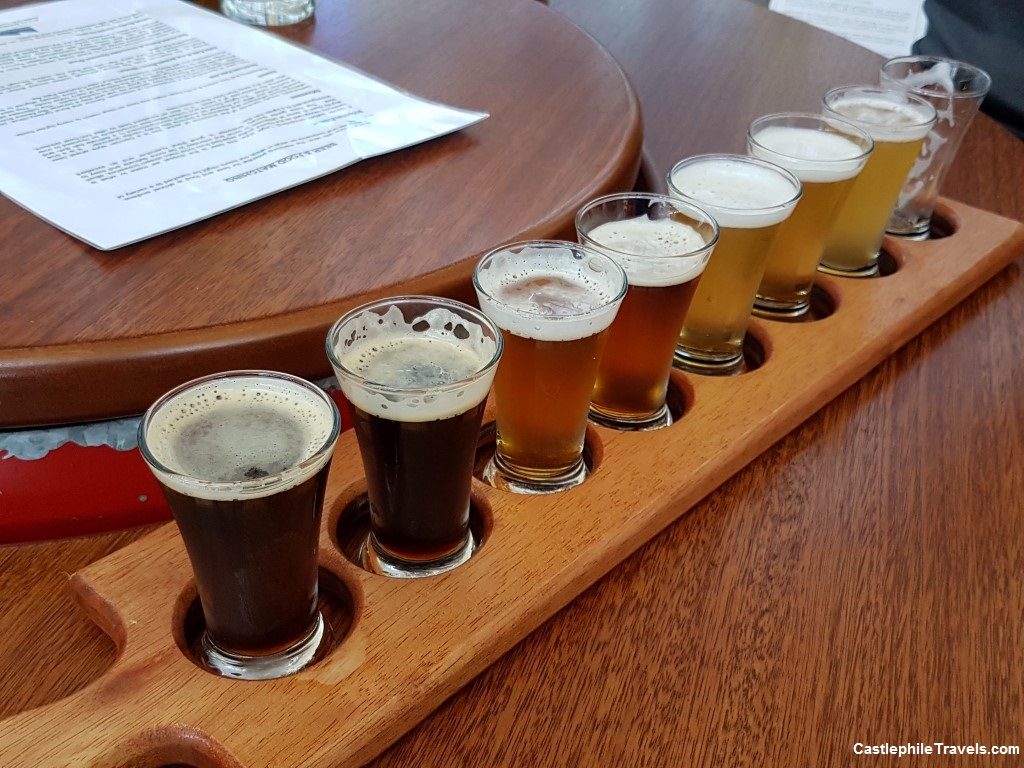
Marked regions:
[1,1,1023,766]
[0,198,1020,767]
[0,0,641,427]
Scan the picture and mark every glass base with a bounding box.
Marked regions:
[482,451,587,495]
[818,259,879,278]
[752,295,809,320]
[221,0,314,25]
[673,345,742,376]
[199,612,330,680]
[362,532,474,579]
[886,226,930,241]
[589,402,672,431]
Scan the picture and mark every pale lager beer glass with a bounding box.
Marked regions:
[820,86,936,276]
[747,113,873,317]
[667,154,801,373]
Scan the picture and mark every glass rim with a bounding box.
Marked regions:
[881,55,993,99]
[575,192,720,262]
[325,294,504,397]
[822,84,938,130]
[137,369,341,494]
[472,239,629,320]
[746,111,875,165]
[665,153,803,216]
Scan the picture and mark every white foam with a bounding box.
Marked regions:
[329,305,498,422]
[584,216,710,287]
[144,375,336,501]
[668,157,800,228]
[748,126,868,183]
[826,95,934,142]
[474,243,626,342]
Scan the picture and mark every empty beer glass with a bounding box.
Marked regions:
[881,56,991,239]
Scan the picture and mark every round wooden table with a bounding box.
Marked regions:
[2,1,1023,765]
[0,0,640,427]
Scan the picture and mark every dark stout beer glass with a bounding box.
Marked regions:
[138,370,340,681]
[576,193,718,429]
[326,296,502,578]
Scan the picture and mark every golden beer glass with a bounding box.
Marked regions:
[667,154,801,374]
[474,241,627,494]
[819,85,937,277]
[747,113,873,317]
[576,193,718,429]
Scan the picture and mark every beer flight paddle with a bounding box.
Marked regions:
[0,196,1020,767]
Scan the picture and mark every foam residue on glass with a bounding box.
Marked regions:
[475,242,626,342]
[749,126,868,182]
[585,216,709,287]
[144,375,336,500]
[332,305,498,422]
[668,157,801,228]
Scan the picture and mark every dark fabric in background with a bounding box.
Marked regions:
[915,0,1024,138]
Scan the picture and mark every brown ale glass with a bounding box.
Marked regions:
[327,296,502,578]
[138,370,340,680]
[576,193,718,429]
[474,241,627,494]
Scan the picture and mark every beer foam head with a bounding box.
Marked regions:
[748,124,870,183]
[582,216,711,287]
[473,241,627,342]
[824,87,935,142]
[142,373,338,501]
[667,155,801,228]
[327,302,500,422]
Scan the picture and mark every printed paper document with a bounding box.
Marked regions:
[0,0,487,249]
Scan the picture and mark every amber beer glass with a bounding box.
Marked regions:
[667,154,801,373]
[138,370,340,680]
[327,297,502,578]
[820,85,937,276]
[474,241,627,494]
[576,193,718,429]
[747,113,873,317]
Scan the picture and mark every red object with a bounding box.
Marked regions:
[0,388,354,544]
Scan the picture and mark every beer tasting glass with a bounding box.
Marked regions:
[221,0,314,26]
[474,241,627,494]
[820,85,937,276]
[576,193,718,428]
[747,113,873,317]
[666,154,802,373]
[881,55,991,239]
[327,296,502,578]
[138,370,341,681]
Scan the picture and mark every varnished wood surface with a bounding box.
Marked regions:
[0,199,1020,766]
[2,1,1023,766]
[0,0,641,427]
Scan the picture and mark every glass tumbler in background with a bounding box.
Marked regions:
[666,154,802,373]
[881,56,992,239]
[575,193,718,429]
[221,0,314,26]
[327,297,502,579]
[819,86,936,276]
[746,113,873,317]
[138,370,340,680]
[474,241,627,494]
